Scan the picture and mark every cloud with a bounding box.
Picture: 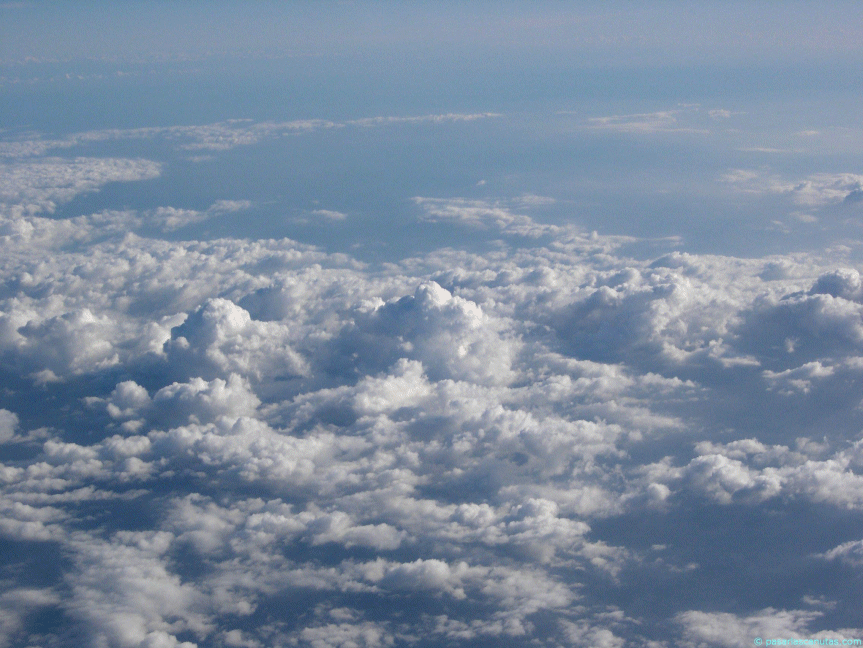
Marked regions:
[413,196,536,231]
[148,199,252,232]
[0,113,503,159]
[330,281,519,385]
[676,608,825,648]
[0,157,161,216]
[0,588,61,648]
[0,198,252,253]
[721,169,863,207]
[349,112,502,127]
[65,530,208,648]
[820,539,863,567]
[0,410,18,443]
[646,436,863,509]
[735,270,863,370]
[4,144,863,644]
[296,621,395,648]
[310,209,347,221]
[585,109,709,134]
[165,298,308,384]
[708,109,736,119]
[412,195,564,239]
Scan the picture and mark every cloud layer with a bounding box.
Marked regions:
[2,136,863,647]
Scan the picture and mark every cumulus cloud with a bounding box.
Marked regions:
[296,621,395,648]
[3,131,863,645]
[65,530,209,648]
[722,169,863,208]
[820,539,863,566]
[0,588,61,648]
[676,608,861,648]
[678,608,801,647]
[413,196,538,232]
[0,157,161,216]
[330,281,518,385]
[148,199,252,231]
[165,298,308,384]
[0,198,251,253]
[0,409,18,443]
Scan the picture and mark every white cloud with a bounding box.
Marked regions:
[560,617,627,648]
[297,621,395,648]
[0,113,503,159]
[152,374,261,425]
[0,157,161,216]
[820,539,863,566]
[676,608,859,648]
[349,112,502,127]
[413,196,539,232]
[0,410,18,443]
[3,145,863,644]
[147,199,250,232]
[65,531,208,648]
[0,588,60,648]
[334,281,519,385]
[311,209,348,221]
[107,381,152,420]
[586,109,708,134]
[649,437,863,509]
[722,169,863,207]
[708,109,736,120]
[165,298,308,383]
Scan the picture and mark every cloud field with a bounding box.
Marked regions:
[2,122,863,648]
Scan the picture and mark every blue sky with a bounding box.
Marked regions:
[6,1,863,259]
[3,3,863,647]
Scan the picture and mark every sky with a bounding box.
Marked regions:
[3,2,863,647]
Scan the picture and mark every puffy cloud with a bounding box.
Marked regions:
[680,453,783,504]
[297,621,395,648]
[736,286,863,370]
[820,539,863,566]
[65,530,209,648]
[675,608,853,648]
[809,268,863,300]
[14,308,122,376]
[647,438,863,509]
[0,409,18,443]
[107,381,152,420]
[0,157,161,216]
[3,137,863,645]
[331,281,518,385]
[0,199,253,253]
[162,300,313,404]
[0,499,67,541]
[791,174,863,207]
[721,169,863,208]
[413,196,537,231]
[149,200,252,232]
[0,588,60,648]
[560,617,627,648]
[152,375,261,426]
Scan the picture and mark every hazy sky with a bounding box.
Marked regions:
[5,2,863,62]
[2,3,863,648]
